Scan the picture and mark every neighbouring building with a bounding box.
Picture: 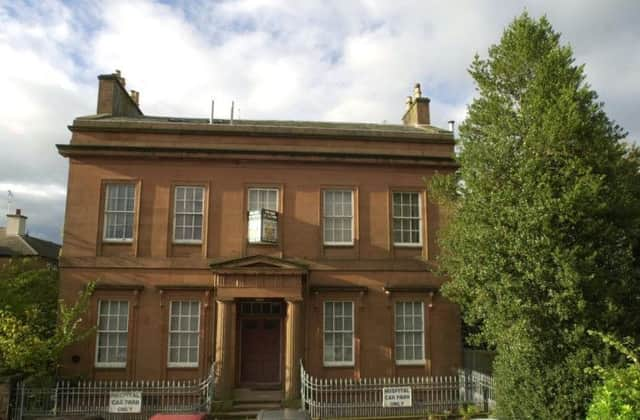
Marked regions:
[57,71,461,402]
[0,209,61,266]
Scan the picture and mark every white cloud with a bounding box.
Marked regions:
[0,0,638,241]
[0,183,66,200]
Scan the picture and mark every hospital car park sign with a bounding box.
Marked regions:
[109,391,142,413]
[382,386,412,407]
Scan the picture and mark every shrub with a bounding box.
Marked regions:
[588,366,640,420]
[587,331,640,420]
[0,258,94,378]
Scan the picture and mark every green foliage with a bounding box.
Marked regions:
[0,258,94,378]
[588,367,640,420]
[0,258,58,333]
[430,12,640,419]
[459,404,480,420]
[587,332,640,420]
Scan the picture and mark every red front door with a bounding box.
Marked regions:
[240,317,281,384]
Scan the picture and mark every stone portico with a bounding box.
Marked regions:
[211,255,306,401]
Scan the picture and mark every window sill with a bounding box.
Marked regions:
[167,363,199,369]
[393,243,423,248]
[102,239,133,244]
[172,240,203,245]
[95,363,127,369]
[323,362,355,367]
[396,360,426,366]
[247,241,279,246]
[323,242,355,247]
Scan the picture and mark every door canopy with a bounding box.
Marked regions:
[210,255,307,300]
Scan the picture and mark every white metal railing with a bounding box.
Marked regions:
[300,362,495,418]
[11,364,216,420]
[460,370,495,413]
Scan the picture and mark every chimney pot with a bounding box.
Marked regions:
[405,96,413,111]
[413,83,422,99]
[113,69,125,87]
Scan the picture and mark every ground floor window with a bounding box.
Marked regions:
[395,301,425,364]
[95,300,129,367]
[168,300,200,367]
[323,301,354,366]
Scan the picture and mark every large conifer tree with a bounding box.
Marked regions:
[433,13,640,418]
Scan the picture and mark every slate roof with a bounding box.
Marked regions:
[0,227,60,260]
[80,114,449,133]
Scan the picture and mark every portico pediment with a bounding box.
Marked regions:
[211,255,306,300]
[209,254,307,275]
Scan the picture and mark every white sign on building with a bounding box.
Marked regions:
[248,210,263,243]
[382,386,412,408]
[109,391,142,413]
[248,209,278,243]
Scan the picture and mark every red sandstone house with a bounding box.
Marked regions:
[57,72,461,403]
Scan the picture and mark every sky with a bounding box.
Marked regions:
[0,0,639,243]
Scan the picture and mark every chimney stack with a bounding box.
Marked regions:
[96,70,143,117]
[6,208,27,236]
[402,83,430,126]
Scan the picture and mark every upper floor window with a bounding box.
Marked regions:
[392,191,422,246]
[395,301,425,365]
[95,300,129,368]
[174,186,204,243]
[248,187,279,212]
[103,183,135,242]
[168,300,201,367]
[323,301,354,366]
[323,190,354,245]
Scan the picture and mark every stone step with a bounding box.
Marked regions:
[233,402,281,410]
[212,410,258,420]
[233,388,283,403]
